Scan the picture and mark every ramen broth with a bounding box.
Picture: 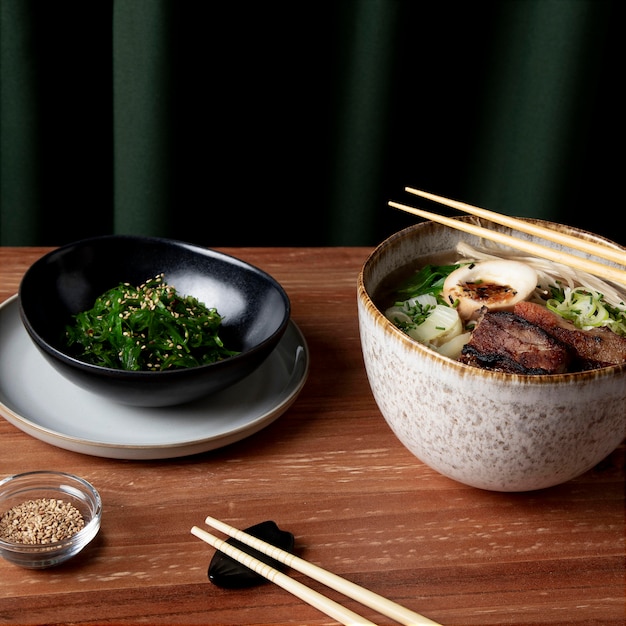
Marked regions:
[373,251,457,312]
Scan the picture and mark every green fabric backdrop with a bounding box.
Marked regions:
[0,0,621,247]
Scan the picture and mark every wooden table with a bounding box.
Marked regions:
[0,247,624,626]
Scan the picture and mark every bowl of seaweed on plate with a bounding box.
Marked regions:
[19,235,290,407]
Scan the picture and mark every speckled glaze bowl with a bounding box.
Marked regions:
[357,218,626,491]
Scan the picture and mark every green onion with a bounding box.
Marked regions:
[546,286,626,336]
[385,265,465,350]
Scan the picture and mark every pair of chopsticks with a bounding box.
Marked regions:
[389,187,626,287]
[191,516,442,626]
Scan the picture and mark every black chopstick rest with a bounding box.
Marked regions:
[207,520,295,588]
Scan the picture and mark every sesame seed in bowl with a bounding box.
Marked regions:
[0,471,102,568]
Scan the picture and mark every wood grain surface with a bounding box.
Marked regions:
[0,247,624,626]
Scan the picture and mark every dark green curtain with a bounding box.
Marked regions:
[0,0,622,247]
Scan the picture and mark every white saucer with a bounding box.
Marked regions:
[0,295,309,459]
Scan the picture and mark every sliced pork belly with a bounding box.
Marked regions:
[459,309,573,374]
[514,301,626,369]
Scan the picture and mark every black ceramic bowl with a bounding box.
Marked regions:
[18,235,290,407]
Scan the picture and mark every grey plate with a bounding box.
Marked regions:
[0,295,309,459]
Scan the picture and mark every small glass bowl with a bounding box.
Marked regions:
[0,470,102,569]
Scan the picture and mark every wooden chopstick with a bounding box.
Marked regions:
[192,517,442,626]
[405,187,626,267]
[191,526,378,625]
[389,200,626,287]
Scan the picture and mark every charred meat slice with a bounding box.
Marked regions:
[514,301,626,368]
[459,310,573,374]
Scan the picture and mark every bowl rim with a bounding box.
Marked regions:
[358,218,626,384]
[18,234,291,378]
[0,470,102,551]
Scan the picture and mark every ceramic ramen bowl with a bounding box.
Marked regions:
[19,235,290,407]
[357,218,626,491]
